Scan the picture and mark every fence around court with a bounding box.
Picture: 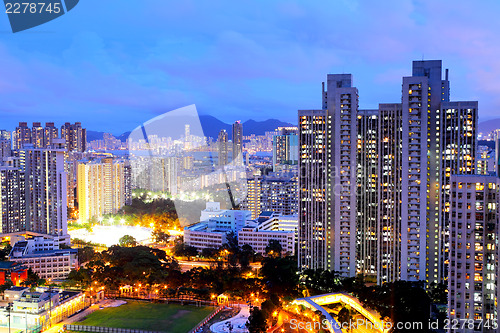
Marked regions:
[65,325,165,333]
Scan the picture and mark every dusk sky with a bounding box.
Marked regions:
[0,0,499,134]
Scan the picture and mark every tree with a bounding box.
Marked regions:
[184,245,198,258]
[0,243,12,261]
[22,268,41,288]
[201,247,219,259]
[152,230,170,244]
[239,244,254,270]
[337,307,352,332]
[265,240,282,257]
[0,281,13,294]
[261,256,298,297]
[246,307,267,333]
[78,247,96,264]
[427,282,447,304]
[119,235,137,247]
[66,268,92,289]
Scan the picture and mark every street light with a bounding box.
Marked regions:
[6,302,12,333]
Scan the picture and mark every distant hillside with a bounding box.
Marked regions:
[199,115,294,139]
[88,116,294,142]
[479,118,500,135]
[242,119,294,137]
[478,140,496,149]
[86,130,106,142]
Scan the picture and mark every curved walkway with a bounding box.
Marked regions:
[210,306,249,333]
[292,293,389,333]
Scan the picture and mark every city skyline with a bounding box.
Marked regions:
[1,1,500,134]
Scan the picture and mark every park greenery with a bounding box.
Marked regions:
[77,300,213,332]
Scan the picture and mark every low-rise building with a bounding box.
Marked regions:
[238,212,297,255]
[184,203,251,250]
[0,262,27,286]
[184,203,297,255]
[0,287,86,332]
[184,223,227,250]
[9,236,78,280]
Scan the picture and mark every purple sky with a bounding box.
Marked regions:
[0,0,499,134]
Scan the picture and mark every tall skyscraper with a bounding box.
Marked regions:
[61,122,86,152]
[0,130,11,161]
[495,130,500,176]
[14,122,31,150]
[241,172,298,219]
[272,127,298,172]
[448,175,498,330]
[31,122,44,148]
[298,74,358,276]
[44,122,59,148]
[17,139,68,236]
[232,121,243,163]
[299,61,478,285]
[356,110,378,279]
[377,103,403,284]
[0,165,26,233]
[243,176,261,219]
[440,101,478,281]
[218,129,229,167]
[123,161,132,206]
[77,158,128,222]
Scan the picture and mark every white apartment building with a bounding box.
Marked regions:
[9,236,78,280]
[185,204,297,255]
[238,212,297,255]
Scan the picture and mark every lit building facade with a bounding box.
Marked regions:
[0,166,26,233]
[14,122,31,150]
[77,158,129,222]
[61,122,86,153]
[31,122,44,148]
[377,103,403,283]
[238,212,297,255]
[298,61,478,285]
[0,131,11,161]
[9,236,78,280]
[298,74,358,276]
[356,110,378,278]
[448,175,498,332]
[272,127,298,172]
[218,130,229,167]
[232,121,243,163]
[17,141,68,237]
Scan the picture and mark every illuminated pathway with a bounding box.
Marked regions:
[210,306,250,333]
[291,293,389,333]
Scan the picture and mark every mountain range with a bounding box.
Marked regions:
[86,116,294,142]
[479,118,500,135]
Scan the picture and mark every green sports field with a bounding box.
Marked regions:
[76,301,214,333]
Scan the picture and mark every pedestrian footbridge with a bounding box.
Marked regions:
[291,293,389,333]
